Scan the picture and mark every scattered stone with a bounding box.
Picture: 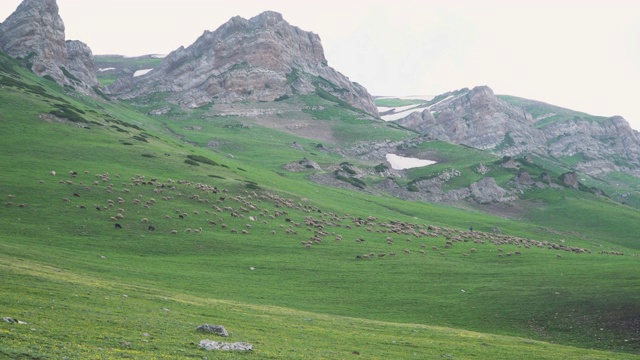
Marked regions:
[2,317,26,325]
[198,340,253,351]
[196,324,228,337]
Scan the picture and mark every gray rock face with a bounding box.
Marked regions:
[0,0,98,93]
[395,86,640,177]
[65,40,99,88]
[110,11,378,116]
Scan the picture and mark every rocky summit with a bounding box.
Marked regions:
[0,0,99,93]
[109,11,378,116]
[396,86,640,177]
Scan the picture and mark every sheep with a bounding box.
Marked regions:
[148,225,155,231]
[114,223,122,229]
[170,230,178,235]
[5,202,12,207]
[50,171,56,176]
[109,216,117,221]
[163,215,171,220]
[185,228,192,233]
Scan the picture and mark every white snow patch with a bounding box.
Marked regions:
[98,67,116,72]
[150,54,166,58]
[427,95,454,109]
[386,154,436,170]
[133,69,153,77]
[381,107,427,121]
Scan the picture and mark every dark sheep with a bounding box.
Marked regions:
[115,223,122,229]
[148,225,155,231]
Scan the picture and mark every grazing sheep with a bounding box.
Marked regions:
[185,228,192,233]
[556,254,562,258]
[50,171,56,176]
[5,202,12,207]
[109,216,117,221]
[170,230,178,234]
[141,218,148,223]
[114,223,122,229]
[148,225,155,231]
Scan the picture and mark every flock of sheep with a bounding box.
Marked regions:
[2,169,613,262]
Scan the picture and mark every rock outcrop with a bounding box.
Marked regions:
[395,86,640,177]
[109,11,378,116]
[0,0,99,93]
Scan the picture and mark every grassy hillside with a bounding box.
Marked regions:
[1,51,640,358]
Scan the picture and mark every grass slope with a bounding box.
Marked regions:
[1,51,640,358]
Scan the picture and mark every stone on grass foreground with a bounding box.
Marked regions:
[198,339,253,351]
[196,324,228,336]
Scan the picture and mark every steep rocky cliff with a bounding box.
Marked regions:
[396,86,640,177]
[0,0,98,93]
[109,11,378,116]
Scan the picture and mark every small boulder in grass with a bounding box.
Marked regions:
[196,324,228,337]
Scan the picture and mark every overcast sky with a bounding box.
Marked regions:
[2,0,640,129]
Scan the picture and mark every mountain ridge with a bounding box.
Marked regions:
[108,11,379,116]
[392,86,640,178]
[0,0,99,94]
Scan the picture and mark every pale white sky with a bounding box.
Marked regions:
[2,0,640,129]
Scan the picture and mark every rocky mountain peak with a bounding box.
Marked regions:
[0,0,99,93]
[395,85,640,178]
[110,11,377,115]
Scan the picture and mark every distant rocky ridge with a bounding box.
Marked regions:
[109,11,378,116]
[395,86,640,177]
[0,0,99,93]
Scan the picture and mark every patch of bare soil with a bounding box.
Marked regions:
[208,102,338,144]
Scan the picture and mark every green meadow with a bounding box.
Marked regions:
[1,52,639,359]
